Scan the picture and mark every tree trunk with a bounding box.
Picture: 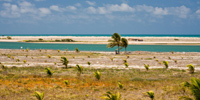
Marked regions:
[125,47,126,54]
[117,45,120,54]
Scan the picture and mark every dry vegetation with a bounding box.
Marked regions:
[0,49,200,100]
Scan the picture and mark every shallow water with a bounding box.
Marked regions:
[0,42,200,52]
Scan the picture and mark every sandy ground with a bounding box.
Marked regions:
[0,49,200,71]
[0,36,200,45]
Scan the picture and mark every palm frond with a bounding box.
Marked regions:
[64,80,69,86]
[118,82,123,89]
[94,71,101,80]
[187,64,195,74]
[45,68,54,76]
[145,90,154,100]
[163,61,169,69]
[144,64,149,71]
[33,91,44,100]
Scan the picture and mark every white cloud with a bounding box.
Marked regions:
[196,9,200,18]
[19,1,36,14]
[50,5,60,11]
[0,0,12,2]
[75,3,81,7]
[153,7,168,15]
[0,3,20,18]
[35,0,45,1]
[86,1,96,6]
[39,8,51,16]
[66,6,76,10]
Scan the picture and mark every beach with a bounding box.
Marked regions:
[0,36,200,45]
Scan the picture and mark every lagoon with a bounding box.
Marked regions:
[0,42,200,52]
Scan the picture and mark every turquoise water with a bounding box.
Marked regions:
[0,42,200,52]
[3,34,200,37]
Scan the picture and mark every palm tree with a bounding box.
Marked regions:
[181,77,200,100]
[107,33,121,54]
[76,64,83,76]
[163,61,169,69]
[61,57,69,68]
[121,38,128,54]
[33,91,44,100]
[45,68,54,77]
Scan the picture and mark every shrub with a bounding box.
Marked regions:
[118,82,123,89]
[127,55,129,58]
[57,49,60,52]
[75,48,80,53]
[26,48,29,52]
[94,71,101,80]
[110,58,113,61]
[33,91,44,100]
[66,49,68,51]
[174,60,177,64]
[123,59,127,63]
[187,64,195,74]
[7,55,10,58]
[102,91,121,100]
[7,36,12,39]
[45,68,54,77]
[144,64,149,71]
[48,55,51,58]
[76,64,83,76]
[64,80,69,86]
[38,38,43,41]
[23,60,27,63]
[124,63,128,68]
[61,57,69,68]
[163,61,169,69]
[54,62,57,65]
[1,64,6,69]
[145,91,154,100]
[26,55,28,57]
[87,62,91,66]
[16,59,20,62]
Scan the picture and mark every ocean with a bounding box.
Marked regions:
[0,42,200,52]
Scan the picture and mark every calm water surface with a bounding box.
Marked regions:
[0,42,200,52]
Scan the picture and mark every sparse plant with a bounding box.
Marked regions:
[123,59,127,63]
[64,80,69,86]
[48,55,51,58]
[7,55,10,58]
[1,64,6,69]
[23,60,27,63]
[124,63,128,68]
[57,49,60,52]
[118,82,123,89]
[33,91,44,100]
[26,55,28,57]
[174,60,177,64]
[145,90,154,100]
[110,58,113,61]
[75,48,80,53]
[88,56,90,58]
[127,55,129,58]
[61,57,69,68]
[44,60,47,63]
[65,49,68,51]
[87,62,91,66]
[94,71,101,80]
[39,49,42,52]
[102,91,121,100]
[171,51,174,54]
[180,77,200,100]
[187,64,195,74]
[16,59,20,62]
[38,38,43,41]
[163,61,169,69]
[144,64,149,71]
[54,62,57,65]
[168,57,171,60]
[11,56,14,59]
[76,64,83,76]
[31,57,34,59]
[45,68,54,77]
[155,59,159,62]
[26,48,29,52]
[7,36,12,39]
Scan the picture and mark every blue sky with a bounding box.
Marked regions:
[0,0,200,35]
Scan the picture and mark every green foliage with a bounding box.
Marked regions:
[127,55,129,58]
[1,64,6,69]
[102,91,121,100]
[94,71,101,80]
[66,49,68,51]
[121,38,128,53]
[23,60,27,63]
[57,49,60,52]
[107,33,121,54]
[124,63,128,68]
[76,64,83,75]
[179,96,193,100]
[87,62,91,65]
[174,60,177,64]
[54,62,57,65]
[33,91,44,100]
[64,80,69,86]
[163,61,169,69]
[48,55,51,58]
[144,64,149,71]
[61,57,69,68]
[45,68,54,77]
[26,48,29,52]
[16,59,20,62]
[26,55,28,57]
[118,82,123,89]
[110,58,113,61]
[123,59,127,63]
[75,48,80,53]
[38,38,43,41]
[11,56,14,59]
[181,77,200,100]
[187,64,195,74]
[145,90,154,100]
[7,36,12,39]
[7,55,10,58]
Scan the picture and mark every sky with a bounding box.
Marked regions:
[0,0,200,35]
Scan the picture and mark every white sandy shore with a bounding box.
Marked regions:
[0,36,200,45]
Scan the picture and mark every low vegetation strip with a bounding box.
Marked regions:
[23,38,75,42]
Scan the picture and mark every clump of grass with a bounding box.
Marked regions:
[88,56,90,58]
[26,48,29,52]
[94,71,101,80]
[87,62,91,66]
[76,64,83,76]
[144,90,154,100]
[102,91,121,100]
[31,57,34,59]
[26,55,28,57]
[124,63,128,68]
[48,55,51,58]
[127,55,129,58]
[33,91,44,100]
[163,61,169,69]
[144,64,149,71]
[54,62,57,65]
[187,64,195,74]
[1,64,6,69]
[23,60,27,63]
[171,51,174,54]
[65,49,68,51]
[118,82,123,89]
[61,57,69,68]
[39,49,42,52]
[155,59,159,62]
[16,59,20,62]
[11,56,14,59]
[123,59,127,63]
[44,60,47,63]
[174,60,177,64]
[45,68,54,77]
[110,58,113,61]
[7,55,10,58]
[64,80,69,86]
[168,57,171,60]
[57,49,60,52]
[75,48,80,53]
